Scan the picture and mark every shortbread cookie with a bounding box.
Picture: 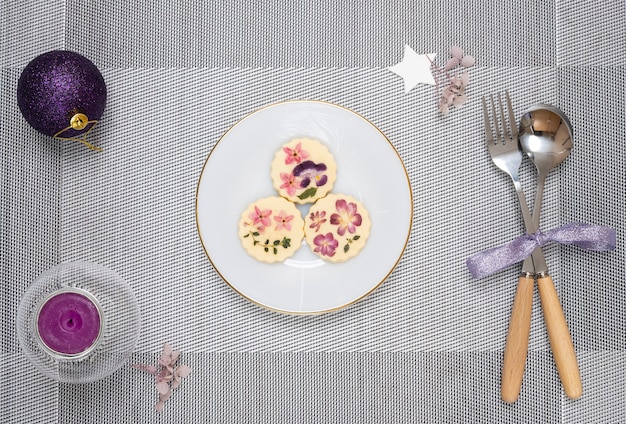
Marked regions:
[238,196,305,263]
[304,193,371,262]
[270,137,337,204]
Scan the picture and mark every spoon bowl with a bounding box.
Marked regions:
[519,105,573,221]
[520,105,573,177]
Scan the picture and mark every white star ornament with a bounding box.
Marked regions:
[388,45,437,93]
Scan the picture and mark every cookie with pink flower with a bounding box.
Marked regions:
[304,193,371,263]
[238,196,305,263]
[270,137,337,204]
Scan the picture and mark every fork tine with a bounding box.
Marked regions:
[497,93,509,141]
[482,96,494,143]
[490,94,502,144]
[506,90,517,137]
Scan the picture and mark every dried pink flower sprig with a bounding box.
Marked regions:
[132,343,192,412]
[430,46,475,115]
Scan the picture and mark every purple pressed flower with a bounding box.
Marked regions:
[293,160,328,188]
[330,199,362,236]
[313,232,339,257]
[309,211,327,232]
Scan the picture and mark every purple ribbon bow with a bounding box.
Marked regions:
[466,223,616,279]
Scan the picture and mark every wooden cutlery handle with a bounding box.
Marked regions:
[501,275,534,403]
[537,275,582,399]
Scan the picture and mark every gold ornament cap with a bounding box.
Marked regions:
[70,113,89,130]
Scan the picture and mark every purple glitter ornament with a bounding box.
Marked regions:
[17,50,107,140]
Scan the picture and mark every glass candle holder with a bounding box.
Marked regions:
[17,262,141,383]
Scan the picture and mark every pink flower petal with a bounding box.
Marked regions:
[453,94,469,107]
[450,46,464,59]
[171,379,181,389]
[461,55,475,67]
[155,401,165,412]
[159,391,172,402]
[156,381,170,395]
[171,351,180,364]
[335,199,348,214]
[444,57,461,71]
[163,343,172,356]
[176,365,192,378]
[442,86,453,96]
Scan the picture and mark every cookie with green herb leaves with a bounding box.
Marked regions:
[238,196,304,263]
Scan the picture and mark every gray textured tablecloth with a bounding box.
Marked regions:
[2,1,625,422]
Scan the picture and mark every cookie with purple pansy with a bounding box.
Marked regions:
[270,137,337,204]
[304,193,371,263]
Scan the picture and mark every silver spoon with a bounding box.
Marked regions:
[501,105,578,403]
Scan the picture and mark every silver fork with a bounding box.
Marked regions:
[483,92,582,402]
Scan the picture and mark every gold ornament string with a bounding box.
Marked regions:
[53,113,103,152]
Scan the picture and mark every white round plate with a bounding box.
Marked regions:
[196,100,412,314]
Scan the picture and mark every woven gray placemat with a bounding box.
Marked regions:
[57,352,563,424]
[65,0,557,68]
[58,66,558,353]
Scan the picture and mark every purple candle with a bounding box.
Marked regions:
[36,289,102,357]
